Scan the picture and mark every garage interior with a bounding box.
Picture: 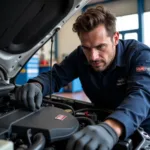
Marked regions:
[0,0,150,150]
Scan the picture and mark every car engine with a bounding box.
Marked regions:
[0,93,150,150]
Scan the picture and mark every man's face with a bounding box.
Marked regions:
[79,25,119,72]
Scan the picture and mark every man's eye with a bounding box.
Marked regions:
[97,45,105,50]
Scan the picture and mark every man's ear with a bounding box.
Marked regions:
[113,32,119,45]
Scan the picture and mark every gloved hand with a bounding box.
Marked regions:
[15,82,43,111]
[66,122,119,150]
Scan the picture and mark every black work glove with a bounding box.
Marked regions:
[15,82,43,111]
[66,122,119,150]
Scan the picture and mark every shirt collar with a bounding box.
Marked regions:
[114,40,126,68]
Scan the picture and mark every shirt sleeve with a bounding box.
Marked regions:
[28,49,79,96]
[107,49,150,139]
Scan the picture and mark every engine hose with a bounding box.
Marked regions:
[76,117,95,125]
[28,133,46,150]
[75,108,113,114]
[43,99,75,116]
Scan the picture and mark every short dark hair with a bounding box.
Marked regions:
[72,5,116,37]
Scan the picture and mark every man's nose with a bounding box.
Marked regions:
[90,49,99,60]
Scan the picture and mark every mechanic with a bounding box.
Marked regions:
[16,5,150,150]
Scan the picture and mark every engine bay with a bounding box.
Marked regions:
[0,94,150,150]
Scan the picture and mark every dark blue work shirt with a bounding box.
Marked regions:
[30,39,150,139]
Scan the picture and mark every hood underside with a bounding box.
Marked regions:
[0,0,90,81]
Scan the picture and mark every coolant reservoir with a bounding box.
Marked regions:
[0,140,13,150]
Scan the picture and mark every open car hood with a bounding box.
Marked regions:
[0,0,90,82]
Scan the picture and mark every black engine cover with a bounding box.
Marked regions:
[0,106,79,142]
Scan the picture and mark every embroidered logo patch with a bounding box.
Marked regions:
[136,66,150,72]
[136,66,146,72]
[116,78,126,86]
[55,114,67,121]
